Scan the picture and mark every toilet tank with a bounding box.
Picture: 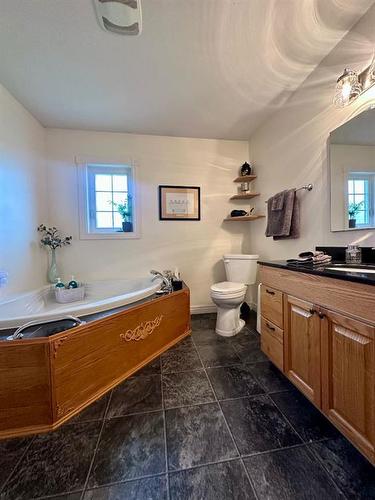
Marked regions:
[223,254,259,284]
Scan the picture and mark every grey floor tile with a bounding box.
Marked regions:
[191,313,217,331]
[191,328,230,346]
[195,342,241,368]
[1,422,101,499]
[244,446,343,499]
[207,364,264,400]
[134,357,161,376]
[166,403,237,470]
[107,374,162,418]
[233,341,268,364]
[161,345,202,373]
[69,394,110,424]
[221,395,301,455]
[88,412,165,487]
[311,437,375,499]
[163,370,215,408]
[248,361,294,393]
[0,436,33,491]
[270,389,339,442]
[84,475,168,500]
[169,460,255,500]
[47,493,83,499]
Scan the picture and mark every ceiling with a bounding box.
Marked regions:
[0,0,373,140]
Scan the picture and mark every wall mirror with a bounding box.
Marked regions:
[329,107,375,232]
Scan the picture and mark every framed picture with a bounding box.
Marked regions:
[159,185,201,221]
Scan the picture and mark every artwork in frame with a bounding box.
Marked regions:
[159,185,201,221]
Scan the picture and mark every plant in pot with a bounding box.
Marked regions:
[111,195,133,232]
[37,225,72,283]
[348,201,364,228]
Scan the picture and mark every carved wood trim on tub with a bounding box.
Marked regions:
[120,315,164,342]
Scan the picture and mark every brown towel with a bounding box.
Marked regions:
[266,189,298,238]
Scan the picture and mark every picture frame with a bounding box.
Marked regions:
[159,185,201,221]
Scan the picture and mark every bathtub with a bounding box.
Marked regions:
[0,277,162,330]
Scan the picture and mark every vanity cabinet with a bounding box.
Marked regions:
[259,264,375,464]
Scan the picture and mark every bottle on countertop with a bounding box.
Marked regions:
[55,278,65,288]
[68,276,78,289]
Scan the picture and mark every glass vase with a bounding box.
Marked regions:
[48,248,59,284]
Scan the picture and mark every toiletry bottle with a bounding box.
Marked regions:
[55,278,65,288]
[68,276,78,289]
[345,245,362,264]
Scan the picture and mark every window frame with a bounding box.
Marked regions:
[77,158,141,240]
[346,172,375,229]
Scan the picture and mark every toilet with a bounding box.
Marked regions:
[210,254,259,337]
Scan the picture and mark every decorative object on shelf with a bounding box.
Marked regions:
[240,161,252,176]
[159,185,200,221]
[348,201,364,228]
[38,225,72,284]
[240,181,250,193]
[333,51,375,107]
[230,209,248,217]
[111,195,133,232]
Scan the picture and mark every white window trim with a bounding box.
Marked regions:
[76,156,141,240]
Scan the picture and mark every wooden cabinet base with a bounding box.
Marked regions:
[0,287,190,439]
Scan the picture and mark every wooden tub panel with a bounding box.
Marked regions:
[0,341,52,435]
[52,289,190,421]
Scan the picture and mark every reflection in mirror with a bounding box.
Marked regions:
[330,108,375,231]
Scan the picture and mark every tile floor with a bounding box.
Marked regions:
[0,313,374,500]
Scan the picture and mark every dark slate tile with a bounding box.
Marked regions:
[163,370,215,408]
[191,328,229,346]
[271,390,339,442]
[161,345,202,373]
[195,343,241,368]
[107,374,162,418]
[69,394,110,424]
[0,436,32,491]
[88,412,165,487]
[166,403,237,470]
[221,395,301,455]
[311,437,375,499]
[47,493,83,499]
[2,422,100,499]
[169,460,255,500]
[207,364,264,400]
[244,446,343,500]
[248,361,294,393]
[134,356,161,376]
[84,475,168,500]
[233,341,268,364]
[191,313,217,331]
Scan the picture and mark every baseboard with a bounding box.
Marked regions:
[190,305,217,315]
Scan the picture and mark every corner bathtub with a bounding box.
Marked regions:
[0,277,162,330]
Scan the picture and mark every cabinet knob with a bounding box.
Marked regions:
[265,289,275,296]
[309,308,315,315]
[318,311,326,320]
[266,322,276,331]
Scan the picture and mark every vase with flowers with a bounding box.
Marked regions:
[37,224,72,283]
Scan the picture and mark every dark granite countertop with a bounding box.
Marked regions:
[258,260,375,286]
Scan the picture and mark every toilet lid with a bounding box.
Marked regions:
[211,281,246,294]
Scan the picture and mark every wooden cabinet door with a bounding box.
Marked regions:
[284,295,321,405]
[321,310,374,461]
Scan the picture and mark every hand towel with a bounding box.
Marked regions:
[265,189,296,238]
[273,194,300,240]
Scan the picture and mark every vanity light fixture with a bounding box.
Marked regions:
[93,0,142,36]
[333,53,375,108]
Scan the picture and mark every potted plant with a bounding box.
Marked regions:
[37,225,72,283]
[348,201,364,228]
[111,195,133,232]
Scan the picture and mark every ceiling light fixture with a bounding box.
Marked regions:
[333,53,375,108]
[93,0,142,36]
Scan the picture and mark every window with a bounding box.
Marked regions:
[347,173,375,228]
[78,162,139,239]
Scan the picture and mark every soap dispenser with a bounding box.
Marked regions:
[68,276,78,289]
[55,278,65,289]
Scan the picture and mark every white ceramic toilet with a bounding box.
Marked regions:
[210,254,259,337]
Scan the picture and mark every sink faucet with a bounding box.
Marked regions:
[150,270,172,292]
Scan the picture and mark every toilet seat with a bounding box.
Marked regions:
[210,281,246,294]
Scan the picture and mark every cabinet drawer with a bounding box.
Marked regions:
[261,316,284,371]
[261,285,283,328]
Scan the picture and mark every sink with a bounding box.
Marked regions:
[326,265,375,274]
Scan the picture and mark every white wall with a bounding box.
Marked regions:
[246,5,375,261]
[45,129,248,309]
[0,83,47,297]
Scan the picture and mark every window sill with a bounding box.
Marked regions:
[79,232,141,240]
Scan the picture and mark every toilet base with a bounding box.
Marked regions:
[215,305,245,337]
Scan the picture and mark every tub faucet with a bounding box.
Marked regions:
[150,270,172,292]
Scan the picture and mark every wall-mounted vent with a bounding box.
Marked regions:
[93,0,142,36]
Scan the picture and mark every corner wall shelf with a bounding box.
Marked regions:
[230,193,260,200]
[224,215,265,222]
[233,175,257,183]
